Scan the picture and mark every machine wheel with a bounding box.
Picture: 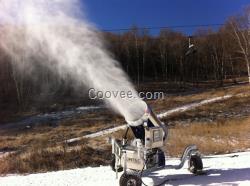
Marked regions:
[188,154,203,174]
[110,154,123,172]
[158,149,166,167]
[119,172,142,186]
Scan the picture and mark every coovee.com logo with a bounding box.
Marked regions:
[88,88,165,100]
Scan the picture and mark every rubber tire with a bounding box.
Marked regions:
[188,155,203,174]
[158,149,166,167]
[119,172,142,186]
[110,154,123,172]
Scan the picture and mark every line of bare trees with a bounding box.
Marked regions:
[104,7,250,86]
[0,6,249,110]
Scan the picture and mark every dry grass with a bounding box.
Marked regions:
[0,111,123,151]
[162,92,250,124]
[150,83,250,113]
[0,118,250,174]
[0,111,121,175]
[109,117,250,158]
[0,139,111,174]
[0,83,250,174]
[165,117,250,156]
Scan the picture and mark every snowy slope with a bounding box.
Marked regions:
[1,151,250,186]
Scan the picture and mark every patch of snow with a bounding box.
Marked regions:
[0,106,103,129]
[66,125,127,143]
[1,151,250,186]
[76,106,103,111]
[157,95,233,118]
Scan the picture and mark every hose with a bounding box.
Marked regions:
[140,157,169,186]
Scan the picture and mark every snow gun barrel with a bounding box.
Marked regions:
[126,104,168,140]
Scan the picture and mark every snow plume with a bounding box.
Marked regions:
[0,0,146,122]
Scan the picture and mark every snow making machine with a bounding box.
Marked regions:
[110,105,203,186]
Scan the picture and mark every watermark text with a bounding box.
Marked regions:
[88,88,165,100]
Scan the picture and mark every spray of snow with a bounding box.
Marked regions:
[0,0,146,122]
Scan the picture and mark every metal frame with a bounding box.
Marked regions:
[112,136,201,177]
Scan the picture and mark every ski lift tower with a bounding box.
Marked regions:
[185,36,196,56]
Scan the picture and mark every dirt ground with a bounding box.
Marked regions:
[0,83,250,174]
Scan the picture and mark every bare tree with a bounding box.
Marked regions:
[230,7,250,83]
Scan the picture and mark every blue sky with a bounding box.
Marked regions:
[82,0,250,35]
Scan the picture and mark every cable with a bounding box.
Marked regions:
[102,23,225,32]
[140,156,170,186]
[123,127,129,139]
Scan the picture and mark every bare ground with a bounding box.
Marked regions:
[0,83,250,174]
